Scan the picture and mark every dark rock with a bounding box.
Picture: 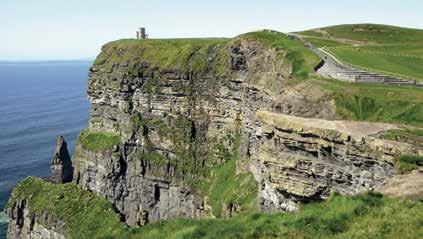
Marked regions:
[49,136,73,184]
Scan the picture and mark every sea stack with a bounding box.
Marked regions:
[50,136,73,183]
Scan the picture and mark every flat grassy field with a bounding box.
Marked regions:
[298,24,423,81]
[8,177,423,239]
[329,46,423,80]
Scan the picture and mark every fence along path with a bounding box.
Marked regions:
[287,33,423,87]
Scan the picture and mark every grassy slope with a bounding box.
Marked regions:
[298,24,423,80]
[8,177,423,239]
[306,77,423,127]
[300,24,423,44]
[303,37,352,48]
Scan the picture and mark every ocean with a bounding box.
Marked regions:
[0,61,91,238]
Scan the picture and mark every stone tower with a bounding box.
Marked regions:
[136,27,148,39]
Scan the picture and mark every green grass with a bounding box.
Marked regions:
[393,155,423,174]
[240,31,321,77]
[304,37,352,48]
[78,129,121,151]
[137,151,168,166]
[8,178,423,239]
[358,44,423,58]
[94,38,231,74]
[329,47,423,80]
[7,177,125,238]
[309,77,423,127]
[299,24,423,44]
[198,134,258,217]
[298,24,423,81]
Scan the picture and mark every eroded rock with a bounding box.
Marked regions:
[48,136,73,184]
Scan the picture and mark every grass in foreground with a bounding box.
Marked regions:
[78,129,121,151]
[7,177,423,239]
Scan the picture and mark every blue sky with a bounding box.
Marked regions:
[1,0,422,61]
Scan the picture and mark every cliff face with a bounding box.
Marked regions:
[70,31,423,227]
[253,111,420,211]
[72,33,298,225]
[7,198,65,239]
[6,31,423,238]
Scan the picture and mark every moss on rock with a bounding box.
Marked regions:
[78,129,121,152]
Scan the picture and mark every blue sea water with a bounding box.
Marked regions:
[0,61,91,238]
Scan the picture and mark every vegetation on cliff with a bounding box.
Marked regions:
[7,177,423,239]
[78,129,121,151]
[199,134,258,218]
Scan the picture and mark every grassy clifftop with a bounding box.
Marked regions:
[93,30,320,78]
[8,177,423,239]
[94,38,230,74]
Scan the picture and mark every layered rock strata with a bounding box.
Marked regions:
[7,31,423,239]
[253,111,421,211]
[71,33,423,226]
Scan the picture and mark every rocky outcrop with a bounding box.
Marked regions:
[253,111,422,211]
[47,136,73,184]
[6,199,65,239]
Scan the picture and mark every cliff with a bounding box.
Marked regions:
[6,30,423,238]
[71,30,325,225]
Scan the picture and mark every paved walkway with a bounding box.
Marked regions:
[311,45,421,86]
[288,33,423,87]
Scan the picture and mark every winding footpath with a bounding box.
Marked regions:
[288,33,423,87]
